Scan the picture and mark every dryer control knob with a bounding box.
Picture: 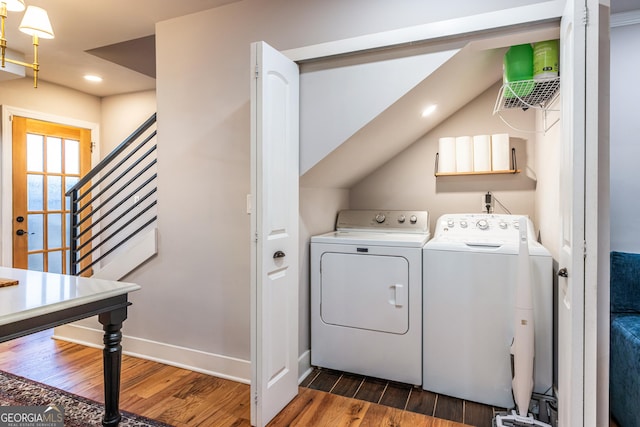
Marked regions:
[397,215,406,223]
[499,221,507,229]
[447,219,455,228]
[375,213,386,223]
[410,215,418,224]
[460,220,468,228]
[477,219,489,230]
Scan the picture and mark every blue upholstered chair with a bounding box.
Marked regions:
[610,251,640,427]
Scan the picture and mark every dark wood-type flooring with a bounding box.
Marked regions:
[300,368,501,427]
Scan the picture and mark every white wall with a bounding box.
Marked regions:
[350,82,538,232]
[0,78,100,123]
[101,91,157,153]
[610,22,640,253]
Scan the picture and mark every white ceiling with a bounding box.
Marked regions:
[1,0,637,98]
[1,0,241,97]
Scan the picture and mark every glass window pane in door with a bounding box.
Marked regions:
[65,176,79,210]
[28,253,43,272]
[26,134,44,172]
[47,214,62,249]
[48,251,62,274]
[47,176,62,210]
[47,137,62,173]
[27,214,44,251]
[27,175,44,211]
[65,139,80,174]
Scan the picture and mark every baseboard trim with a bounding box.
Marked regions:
[298,349,312,384]
[53,324,250,384]
[55,324,313,386]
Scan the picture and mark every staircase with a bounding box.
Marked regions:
[66,113,158,279]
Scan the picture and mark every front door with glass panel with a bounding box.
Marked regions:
[12,117,91,273]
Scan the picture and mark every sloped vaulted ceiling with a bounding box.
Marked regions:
[300,25,561,189]
[300,44,505,189]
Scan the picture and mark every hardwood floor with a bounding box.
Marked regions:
[0,330,471,427]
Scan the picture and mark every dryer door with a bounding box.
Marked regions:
[320,252,409,334]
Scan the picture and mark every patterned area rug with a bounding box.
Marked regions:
[0,371,173,427]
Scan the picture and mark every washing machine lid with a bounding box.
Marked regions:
[312,230,431,247]
[425,213,550,255]
[424,238,550,255]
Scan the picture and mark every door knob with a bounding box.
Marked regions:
[15,229,33,236]
[558,268,568,278]
[273,251,286,259]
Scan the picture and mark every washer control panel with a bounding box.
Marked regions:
[433,213,535,243]
[335,210,429,233]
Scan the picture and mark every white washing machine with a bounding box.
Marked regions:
[423,213,553,408]
[311,209,430,385]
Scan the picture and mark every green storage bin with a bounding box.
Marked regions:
[503,44,534,98]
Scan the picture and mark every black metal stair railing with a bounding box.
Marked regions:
[66,113,158,276]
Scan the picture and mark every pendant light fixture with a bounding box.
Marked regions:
[0,0,54,87]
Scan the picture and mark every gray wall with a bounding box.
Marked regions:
[610,22,640,253]
[149,0,553,368]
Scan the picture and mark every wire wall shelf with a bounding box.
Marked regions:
[493,77,560,113]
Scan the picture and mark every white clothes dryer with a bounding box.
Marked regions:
[311,210,430,385]
[422,213,553,408]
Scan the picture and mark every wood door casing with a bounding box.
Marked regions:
[12,116,91,273]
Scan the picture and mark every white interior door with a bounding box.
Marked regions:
[557,0,607,426]
[250,41,300,427]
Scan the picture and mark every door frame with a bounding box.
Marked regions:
[0,105,99,267]
[282,1,564,62]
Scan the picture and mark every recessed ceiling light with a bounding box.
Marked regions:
[84,74,103,82]
[422,104,437,117]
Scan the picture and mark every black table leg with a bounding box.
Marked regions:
[99,306,128,427]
